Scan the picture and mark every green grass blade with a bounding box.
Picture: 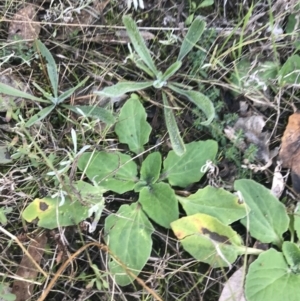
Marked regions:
[169,84,215,126]
[123,15,158,76]
[0,82,46,102]
[162,92,185,156]
[35,40,59,99]
[94,81,153,98]
[25,104,55,127]
[178,17,206,62]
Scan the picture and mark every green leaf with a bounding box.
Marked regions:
[77,151,138,194]
[25,104,55,127]
[234,179,289,246]
[0,284,16,301]
[65,105,116,125]
[0,207,12,225]
[70,180,108,196]
[168,84,215,126]
[282,241,300,272]
[171,213,243,267]
[56,76,89,104]
[140,152,162,184]
[230,59,278,96]
[139,183,179,228]
[35,40,58,99]
[104,203,154,286]
[245,249,300,301]
[161,61,182,82]
[115,95,152,154]
[162,92,185,156]
[278,55,300,85]
[178,186,248,224]
[94,81,153,98]
[0,82,44,102]
[123,15,158,75]
[293,204,300,240]
[177,17,206,62]
[198,0,214,8]
[22,196,89,229]
[32,82,55,102]
[162,140,218,187]
[66,181,105,232]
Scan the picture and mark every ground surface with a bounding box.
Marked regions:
[0,0,299,300]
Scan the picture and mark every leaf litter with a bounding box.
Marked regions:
[7,4,40,47]
[11,232,47,301]
[279,112,300,193]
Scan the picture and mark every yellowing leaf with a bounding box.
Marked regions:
[22,197,89,229]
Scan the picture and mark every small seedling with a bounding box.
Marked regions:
[94,15,215,156]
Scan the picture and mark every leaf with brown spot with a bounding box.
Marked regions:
[171,213,243,267]
[7,4,40,47]
[279,112,300,192]
[12,232,47,301]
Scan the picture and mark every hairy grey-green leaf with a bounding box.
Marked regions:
[95,81,153,98]
[162,92,185,156]
[178,17,206,62]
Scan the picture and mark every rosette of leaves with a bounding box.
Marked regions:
[94,15,215,156]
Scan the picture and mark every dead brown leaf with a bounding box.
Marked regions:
[12,232,47,301]
[58,0,111,39]
[7,4,40,46]
[279,112,300,192]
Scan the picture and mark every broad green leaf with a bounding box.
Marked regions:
[94,81,153,98]
[234,179,289,246]
[162,140,218,187]
[171,213,243,267]
[70,180,107,197]
[123,15,158,75]
[22,196,89,229]
[278,55,300,85]
[25,104,55,127]
[282,241,300,272]
[230,59,278,96]
[162,92,185,156]
[0,82,44,102]
[0,146,12,164]
[56,77,89,104]
[115,95,152,154]
[140,152,162,184]
[77,151,138,194]
[64,180,105,232]
[104,203,154,286]
[161,61,182,82]
[65,105,116,125]
[293,203,300,240]
[0,283,16,301]
[35,40,58,99]
[168,84,215,126]
[139,182,178,228]
[178,186,248,224]
[245,249,300,301]
[177,17,206,62]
